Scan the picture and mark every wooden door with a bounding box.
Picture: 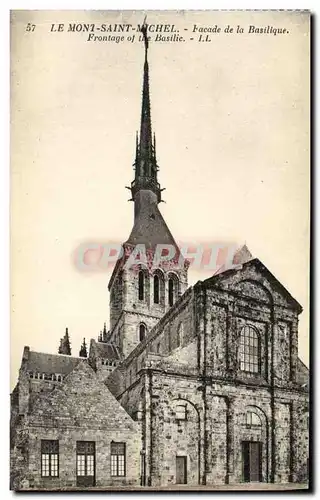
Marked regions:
[242,441,262,482]
[176,456,187,484]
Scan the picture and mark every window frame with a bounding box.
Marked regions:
[76,441,95,478]
[41,440,59,478]
[238,325,261,374]
[110,442,126,477]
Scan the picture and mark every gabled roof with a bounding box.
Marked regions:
[21,347,81,375]
[202,257,302,312]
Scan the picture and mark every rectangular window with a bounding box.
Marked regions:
[111,442,126,477]
[41,440,59,477]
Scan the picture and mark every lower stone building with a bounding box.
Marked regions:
[10,348,140,490]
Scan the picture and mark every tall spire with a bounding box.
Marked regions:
[130,20,162,203]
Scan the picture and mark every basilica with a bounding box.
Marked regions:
[10,28,309,490]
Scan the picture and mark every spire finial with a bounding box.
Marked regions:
[141,16,148,61]
[129,18,163,204]
[79,338,88,358]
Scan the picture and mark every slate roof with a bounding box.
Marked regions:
[94,341,121,361]
[23,349,81,375]
[30,361,137,429]
[126,193,178,250]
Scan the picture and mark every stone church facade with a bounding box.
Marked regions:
[10,26,309,490]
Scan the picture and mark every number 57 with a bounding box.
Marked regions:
[26,23,36,32]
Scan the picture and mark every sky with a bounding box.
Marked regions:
[10,10,310,388]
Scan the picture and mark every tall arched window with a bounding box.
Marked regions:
[238,325,260,373]
[138,271,144,301]
[168,278,174,306]
[154,275,159,304]
[168,273,179,307]
[139,324,147,342]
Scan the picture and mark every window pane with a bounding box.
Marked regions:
[111,455,118,476]
[87,455,94,476]
[251,412,261,426]
[77,455,85,476]
[42,455,50,476]
[118,455,125,476]
[51,454,59,476]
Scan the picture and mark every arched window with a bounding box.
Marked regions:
[238,325,260,373]
[138,271,144,301]
[168,273,179,307]
[139,324,147,342]
[177,323,184,348]
[153,271,164,305]
[245,410,262,427]
[154,274,159,304]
